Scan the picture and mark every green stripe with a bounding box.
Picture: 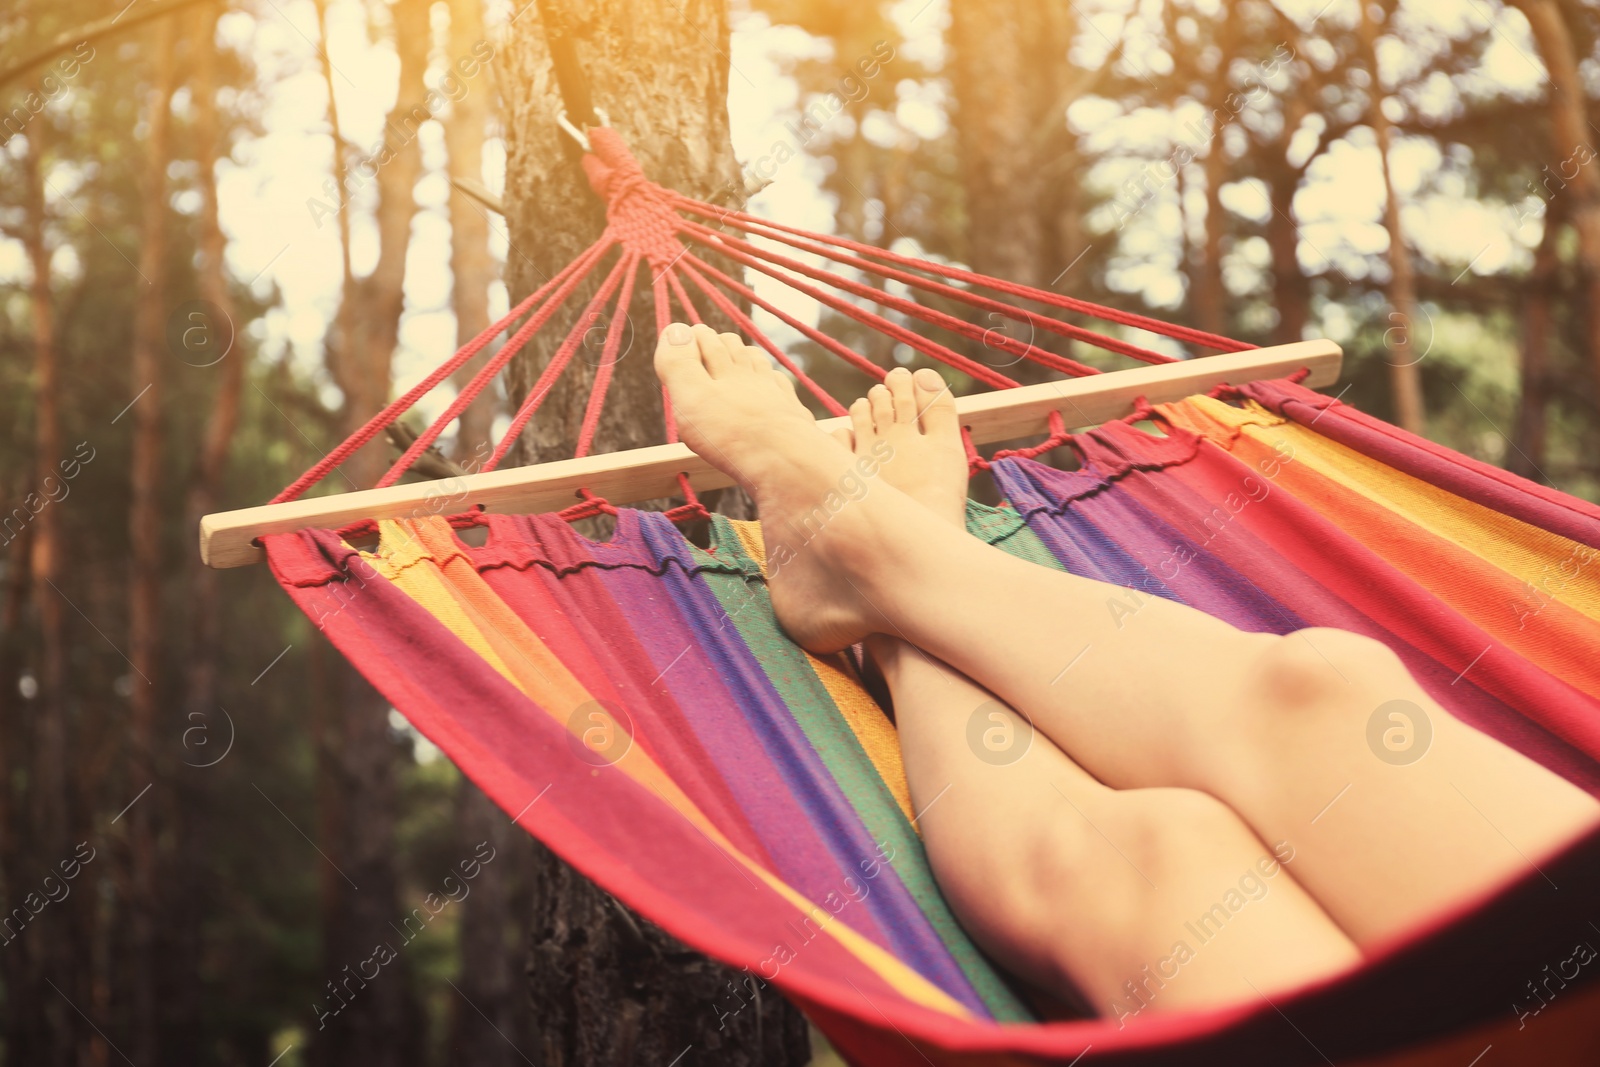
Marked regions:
[968,500,1066,570]
[701,516,1034,1022]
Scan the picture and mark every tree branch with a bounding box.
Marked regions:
[0,0,218,88]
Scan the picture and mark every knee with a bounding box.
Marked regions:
[1118,788,1252,879]
[1041,787,1242,898]
[1244,628,1408,716]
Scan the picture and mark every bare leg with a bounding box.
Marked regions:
[840,371,1358,1016]
[655,324,1600,950]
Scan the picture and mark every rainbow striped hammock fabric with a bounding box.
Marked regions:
[265,378,1600,1065]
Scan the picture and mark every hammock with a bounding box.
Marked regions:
[209,128,1600,1063]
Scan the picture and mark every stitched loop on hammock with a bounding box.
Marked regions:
[961,426,989,474]
[1211,365,1311,402]
[992,411,1070,462]
[559,488,619,521]
[334,506,486,543]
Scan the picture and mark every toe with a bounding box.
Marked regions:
[720,332,752,370]
[693,323,736,377]
[655,321,706,387]
[744,344,772,371]
[913,368,958,437]
[885,366,917,424]
[829,424,854,450]
[867,383,894,434]
[849,397,875,453]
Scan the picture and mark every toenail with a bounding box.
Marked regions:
[914,368,945,388]
[664,322,692,344]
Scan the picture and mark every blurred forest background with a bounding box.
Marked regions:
[2,0,1599,1064]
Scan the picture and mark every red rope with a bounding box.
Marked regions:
[675,195,1252,354]
[677,220,1087,379]
[374,239,616,490]
[992,411,1070,462]
[336,507,487,543]
[677,251,887,383]
[663,269,704,326]
[574,253,641,459]
[677,213,1155,368]
[271,235,610,503]
[675,259,850,416]
[678,229,1021,390]
[483,252,632,473]
[961,427,988,474]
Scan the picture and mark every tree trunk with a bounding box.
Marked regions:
[948,0,1074,290]
[309,3,429,1064]
[1360,0,1426,435]
[525,840,810,1067]
[305,22,357,1064]
[1194,139,1229,338]
[1191,5,1236,340]
[446,0,499,466]
[500,3,809,1061]
[446,784,519,1066]
[15,125,75,1067]
[503,0,743,470]
[1512,0,1600,409]
[0,505,30,1058]
[127,17,180,1064]
[1266,170,1310,346]
[442,4,526,1061]
[1511,197,1564,481]
[167,6,240,1058]
[948,0,1078,382]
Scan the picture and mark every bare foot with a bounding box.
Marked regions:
[830,367,966,527]
[654,322,886,651]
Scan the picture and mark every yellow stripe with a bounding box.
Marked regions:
[1171,396,1600,623]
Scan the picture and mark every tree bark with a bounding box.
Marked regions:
[1191,5,1237,339]
[16,123,75,1067]
[1511,0,1600,409]
[948,0,1079,382]
[1360,0,1426,435]
[309,3,430,1064]
[0,508,30,1062]
[127,16,180,1064]
[948,0,1075,290]
[167,5,239,1058]
[446,0,500,468]
[500,3,809,1061]
[502,0,743,470]
[446,783,519,1066]
[1265,166,1311,346]
[442,4,526,1061]
[1511,196,1564,481]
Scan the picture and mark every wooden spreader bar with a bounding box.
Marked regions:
[200,340,1341,568]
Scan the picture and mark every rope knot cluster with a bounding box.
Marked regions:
[583,127,685,264]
